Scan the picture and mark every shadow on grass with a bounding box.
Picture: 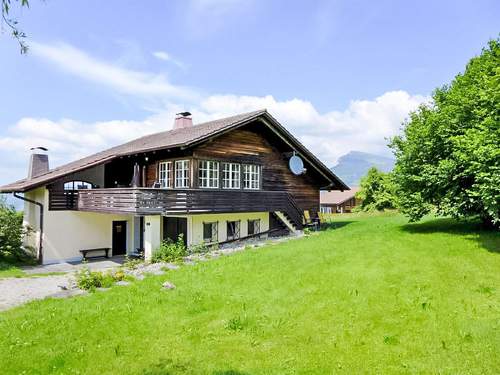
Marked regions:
[321,221,355,231]
[400,217,499,253]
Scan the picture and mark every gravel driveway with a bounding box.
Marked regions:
[0,274,76,311]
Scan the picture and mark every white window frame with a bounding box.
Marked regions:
[158,161,173,188]
[222,163,241,189]
[243,164,260,190]
[175,160,190,188]
[247,219,260,235]
[226,220,241,241]
[198,160,219,188]
[63,181,92,190]
[203,221,218,243]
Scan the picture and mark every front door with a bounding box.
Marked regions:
[112,221,127,255]
[163,217,187,246]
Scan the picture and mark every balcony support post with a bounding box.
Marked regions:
[144,215,162,261]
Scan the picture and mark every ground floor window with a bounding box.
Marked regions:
[203,222,218,243]
[320,206,332,214]
[226,220,240,241]
[247,219,260,235]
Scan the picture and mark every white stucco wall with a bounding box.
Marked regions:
[22,187,271,263]
[23,188,134,264]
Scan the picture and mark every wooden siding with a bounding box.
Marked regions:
[76,188,303,229]
[192,124,322,215]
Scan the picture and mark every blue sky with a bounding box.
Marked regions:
[0,0,498,186]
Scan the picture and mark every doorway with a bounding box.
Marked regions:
[163,217,187,246]
[112,221,127,255]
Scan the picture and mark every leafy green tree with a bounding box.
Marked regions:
[0,196,31,262]
[390,39,500,227]
[2,0,30,53]
[356,167,396,211]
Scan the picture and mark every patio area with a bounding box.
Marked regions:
[22,255,127,275]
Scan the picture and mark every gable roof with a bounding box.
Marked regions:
[0,109,348,193]
[320,187,360,205]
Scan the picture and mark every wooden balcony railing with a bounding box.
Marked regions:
[48,188,303,228]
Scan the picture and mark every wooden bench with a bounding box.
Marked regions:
[80,248,110,261]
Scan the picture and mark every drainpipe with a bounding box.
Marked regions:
[13,192,44,265]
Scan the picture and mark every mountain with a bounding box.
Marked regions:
[331,151,395,187]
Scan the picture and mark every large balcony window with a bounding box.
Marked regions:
[198,160,219,188]
[175,160,190,188]
[222,163,241,189]
[158,161,173,188]
[243,164,260,190]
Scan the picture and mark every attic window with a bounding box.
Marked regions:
[64,181,93,190]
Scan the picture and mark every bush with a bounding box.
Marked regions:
[152,235,187,263]
[75,267,121,291]
[0,196,34,263]
[122,256,143,270]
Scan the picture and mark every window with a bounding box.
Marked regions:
[203,222,218,243]
[64,181,92,190]
[222,163,241,189]
[247,219,260,235]
[243,164,260,189]
[320,206,332,214]
[198,160,219,188]
[158,161,173,188]
[226,220,240,241]
[175,160,190,188]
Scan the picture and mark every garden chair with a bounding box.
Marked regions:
[303,210,319,231]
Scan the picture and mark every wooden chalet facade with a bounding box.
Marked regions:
[0,110,347,264]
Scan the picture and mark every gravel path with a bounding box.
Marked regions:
[0,274,75,311]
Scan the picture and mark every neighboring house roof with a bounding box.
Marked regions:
[320,187,360,205]
[0,110,349,193]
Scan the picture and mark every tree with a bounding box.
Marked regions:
[390,38,500,227]
[0,196,32,262]
[1,0,30,53]
[355,167,396,212]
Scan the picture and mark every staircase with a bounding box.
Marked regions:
[273,192,304,235]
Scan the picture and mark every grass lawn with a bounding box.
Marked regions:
[0,212,498,374]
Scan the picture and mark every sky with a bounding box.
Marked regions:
[0,0,498,187]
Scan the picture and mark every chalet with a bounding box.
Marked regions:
[0,110,348,264]
[320,187,361,214]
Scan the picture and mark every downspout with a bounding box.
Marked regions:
[13,192,44,265]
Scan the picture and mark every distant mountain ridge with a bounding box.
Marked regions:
[331,151,395,188]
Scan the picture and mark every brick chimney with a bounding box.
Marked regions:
[28,147,49,179]
[173,111,193,130]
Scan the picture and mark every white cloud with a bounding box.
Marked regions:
[30,41,195,101]
[0,91,427,185]
[152,50,186,70]
[153,51,170,61]
[0,42,429,186]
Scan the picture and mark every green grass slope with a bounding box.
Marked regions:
[0,213,498,374]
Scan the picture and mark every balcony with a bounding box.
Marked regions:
[49,188,303,228]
